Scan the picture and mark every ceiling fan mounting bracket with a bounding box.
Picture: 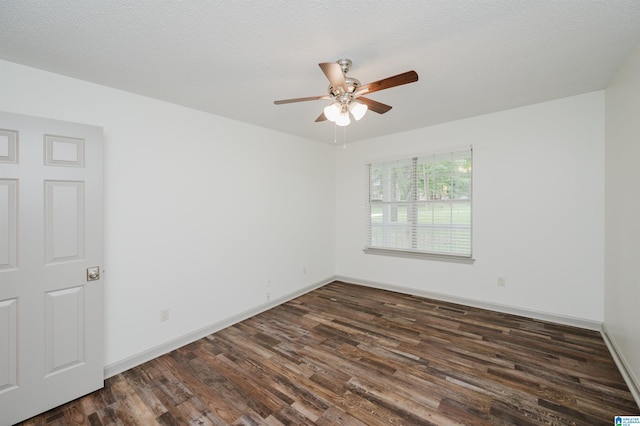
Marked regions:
[337,58,352,74]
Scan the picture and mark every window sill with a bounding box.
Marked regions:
[363,247,476,264]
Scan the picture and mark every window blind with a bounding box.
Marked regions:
[366,147,473,258]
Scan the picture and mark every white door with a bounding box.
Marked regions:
[0,111,104,425]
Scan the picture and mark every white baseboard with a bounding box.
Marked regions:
[335,275,603,331]
[104,275,620,392]
[105,275,639,410]
[600,324,640,408]
[103,276,333,379]
[334,276,640,406]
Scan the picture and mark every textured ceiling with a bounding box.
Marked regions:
[2,1,640,143]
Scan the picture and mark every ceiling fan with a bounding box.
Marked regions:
[274,59,419,127]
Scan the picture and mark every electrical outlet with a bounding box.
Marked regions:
[160,308,170,322]
[497,277,506,287]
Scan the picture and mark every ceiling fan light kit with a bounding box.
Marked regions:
[349,100,368,121]
[323,101,361,127]
[323,102,342,122]
[274,59,418,128]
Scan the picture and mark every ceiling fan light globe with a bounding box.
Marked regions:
[349,101,368,121]
[335,111,351,126]
[324,103,341,122]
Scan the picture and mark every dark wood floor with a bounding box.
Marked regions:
[20,281,638,425]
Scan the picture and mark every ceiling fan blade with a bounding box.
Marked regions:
[357,97,392,114]
[274,95,329,105]
[315,112,327,122]
[357,70,418,96]
[319,62,347,92]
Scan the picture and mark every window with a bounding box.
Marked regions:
[365,147,473,259]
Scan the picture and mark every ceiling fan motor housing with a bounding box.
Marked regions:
[328,59,360,102]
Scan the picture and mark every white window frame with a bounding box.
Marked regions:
[364,147,474,262]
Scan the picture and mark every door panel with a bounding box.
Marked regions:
[0,111,104,426]
[45,286,85,376]
[0,298,17,392]
[0,179,18,270]
[44,135,85,167]
[0,129,18,164]
[45,180,85,263]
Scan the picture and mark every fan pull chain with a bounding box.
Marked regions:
[331,123,347,148]
[343,125,347,148]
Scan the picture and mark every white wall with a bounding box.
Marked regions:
[0,57,619,376]
[0,60,336,367]
[336,92,605,324]
[605,40,640,396]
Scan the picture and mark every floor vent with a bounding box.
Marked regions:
[436,305,467,315]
